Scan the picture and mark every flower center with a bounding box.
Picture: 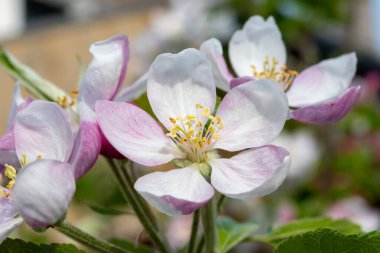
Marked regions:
[250,56,298,91]
[55,90,79,109]
[0,154,41,199]
[166,104,223,163]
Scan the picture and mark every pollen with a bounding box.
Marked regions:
[56,89,78,109]
[166,104,223,163]
[250,56,298,91]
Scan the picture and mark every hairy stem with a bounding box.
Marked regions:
[201,199,218,253]
[54,220,129,253]
[187,210,200,253]
[106,158,170,253]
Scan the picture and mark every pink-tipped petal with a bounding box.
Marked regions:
[14,101,74,162]
[68,121,101,179]
[114,73,147,102]
[215,79,288,151]
[79,35,129,110]
[0,217,23,244]
[14,160,75,228]
[135,166,214,215]
[229,16,286,77]
[229,76,255,89]
[292,85,362,124]
[96,100,183,166]
[147,48,216,130]
[200,38,233,92]
[210,145,290,199]
[287,53,357,107]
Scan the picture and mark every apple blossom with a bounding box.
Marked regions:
[200,15,361,124]
[0,100,102,243]
[96,48,291,216]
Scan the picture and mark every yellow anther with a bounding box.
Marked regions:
[169,117,177,124]
[212,134,221,139]
[0,188,3,198]
[187,114,196,122]
[195,104,203,109]
[176,116,185,121]
[209,115,215,121]
[208,125,216,134]
[36,155,42,160]
[217,122,224,129]
[4,164,16,180]
[202,107,210,117]
[187,128,195,136]
[166,132,177,138]
[19,154,29,167]
[6,180,15,190]
[180,137,188,142]
[196,121,203,127]
[71,90,79,98]
[5,191,10,198]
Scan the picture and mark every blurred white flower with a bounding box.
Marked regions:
[326,196,380,232]
[272,130,320,182]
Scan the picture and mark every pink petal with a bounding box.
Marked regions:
[229,16,286,77]
[68,121,101,179]
[200,38,233,92]
[96,100,183,166]
[114,72,147,102]
[210,145,290,199]
[14,101,74,162]
[7,83,33,132]
[79,35,129,110]
[214,79,288,151]
[287,53,357,107]
[147,48,216,130]
[134,166,214,215]
[229,76,255,89]
[0,217,23,244]
[14,160,76,228]
[291,85,362,124]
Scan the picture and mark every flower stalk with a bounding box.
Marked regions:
[201,199,218,253]
[187,210,200,253]
[53,219,129,253]
[106,158,170,253]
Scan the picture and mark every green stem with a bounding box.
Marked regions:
[53,220,129,253]
[217,195,225,213]
[201,199,218,253]
[106,158,170,253]
[187,210,200,253]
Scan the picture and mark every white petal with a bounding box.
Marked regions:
[79,35,129,110]
[214,79,288,151]
[14,160,76,228]
[200,38,233,92]
[14,101,74,162]
[0,217,23,244]
[114,73,147,102]
[96,100,183,166]
[135,166,214,215]
[210,145,290,199]
[287,53,357,107]
[147,48,216,130]
[229,16,286,77]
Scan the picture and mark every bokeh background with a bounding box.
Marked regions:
[1,0,380,252]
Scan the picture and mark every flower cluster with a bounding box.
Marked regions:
[0,15,359,246]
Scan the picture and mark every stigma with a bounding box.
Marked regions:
[166,104,223,163]
[250,56,298,91]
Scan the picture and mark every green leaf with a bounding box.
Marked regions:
[0,238,85,253]
[109,238,154,253]
[88,204,134,216]
[217,216,259,253]
[255,217,362,246]
[0,47,67,101]
[276,229,380,253]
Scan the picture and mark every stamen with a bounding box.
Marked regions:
[56,89,78,109]
[250,56,298,91]
[166,104,223,163]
